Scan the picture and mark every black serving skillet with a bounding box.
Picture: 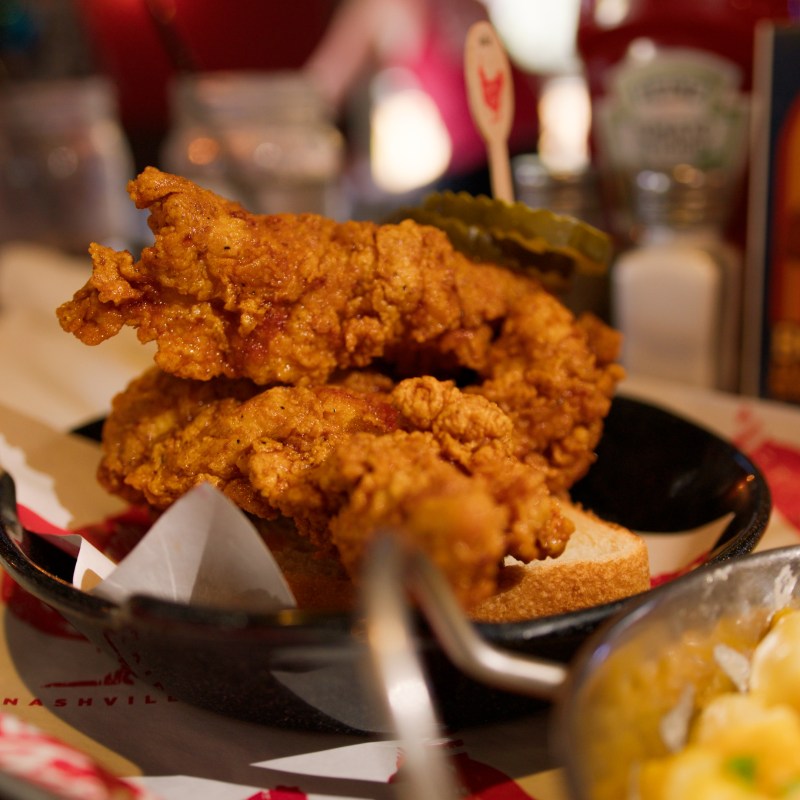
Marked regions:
[0,396,771,733]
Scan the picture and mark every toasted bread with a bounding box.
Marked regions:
[255,516,357,612]
[255,503,650,622]
[467,503,651,622]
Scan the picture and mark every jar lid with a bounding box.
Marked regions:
[512,154,603,226]
[628,164,733,231]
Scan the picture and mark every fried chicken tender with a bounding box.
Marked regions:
[59,168,625,605]
[58,167,623,489]
[57,167,531,386]
[99,368,571,606]
[473,293,625,491]
[98,367,400,522]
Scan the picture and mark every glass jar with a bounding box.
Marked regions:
[576,0,792,244]
[161,71,346,218]
[513,153,611,321]
[0,76,137,253]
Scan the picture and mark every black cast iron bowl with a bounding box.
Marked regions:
[0,396,771,733]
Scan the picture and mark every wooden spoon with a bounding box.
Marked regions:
[464,20,515,203]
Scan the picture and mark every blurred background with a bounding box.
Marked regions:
[0,0,588,232]
[1,0,799,424]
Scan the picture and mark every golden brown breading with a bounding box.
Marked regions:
[59,168,626,607]
[58,168,623,490]
[57,167,532,386]
[470,293,625,492]
[99,369,571,607]
[316,431,509,605]
[98,368,401,521]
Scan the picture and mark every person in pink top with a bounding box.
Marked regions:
[304,0,540,196]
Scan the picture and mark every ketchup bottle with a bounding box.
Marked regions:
[576,0,793,244]
[576,0,793,393]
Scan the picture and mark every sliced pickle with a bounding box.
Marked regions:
[392,191,612,290]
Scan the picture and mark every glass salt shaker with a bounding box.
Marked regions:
[612,167,742,391]
[161,71,346,218]
[0,76,137,253]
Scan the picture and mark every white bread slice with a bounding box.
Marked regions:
[255,503,650,621]
[468,502,651,623]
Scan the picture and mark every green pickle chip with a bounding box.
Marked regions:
[393,192,612,291]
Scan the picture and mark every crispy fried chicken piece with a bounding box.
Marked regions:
[316,381,571,601]
[99,369,571,606]
[57,167,532,386]
[98,368,400,523]
[60,169,623,603]
[58,167,623,490]
[471,292,625,492]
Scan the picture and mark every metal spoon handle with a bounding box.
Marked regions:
[406,544,569,698]
[362,535,458,800]
[361,534,570,799]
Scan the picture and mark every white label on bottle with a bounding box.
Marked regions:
[596,47,750,175]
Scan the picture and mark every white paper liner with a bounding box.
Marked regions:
[74,483,296,613]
